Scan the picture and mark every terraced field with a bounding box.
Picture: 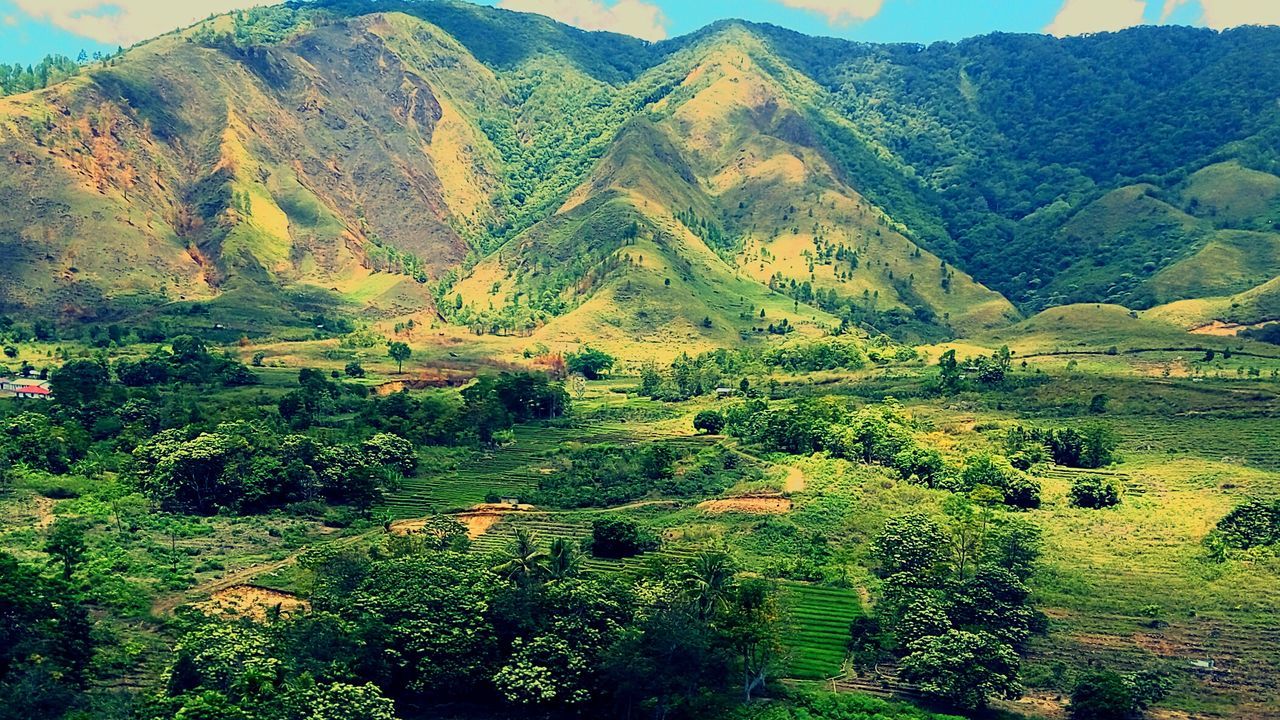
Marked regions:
[1099,414,1280,473]
[1030,456,1280,716]
[779,582,861,680]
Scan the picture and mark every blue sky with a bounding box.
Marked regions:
[1,0,1276,65]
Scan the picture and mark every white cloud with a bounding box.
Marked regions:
[1045,0,1147,36]
[12,0,266,46]
[774,0,884,26]
[497,0,668,41]
[1162,0,1280,28]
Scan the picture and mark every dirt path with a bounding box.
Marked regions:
[727,442,806,492]
[698,496,791,514]
[32,494,55,530]
[782,465,806,493]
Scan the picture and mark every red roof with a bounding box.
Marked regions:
[14,386,51,395]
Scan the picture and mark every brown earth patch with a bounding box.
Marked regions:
[197,585,309,621]
[469,503,537,512]
[1190,320,1271,336]
[31,494,56,530]
[374,370,470,394]
[456,512,503,539]
[994,690,1068,720]
[390,504,534,539]
[697,496,792,514]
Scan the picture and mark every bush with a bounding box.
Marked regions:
[1213,499,1280,549]
[591,516,657,559]
[1069,670,1135,720]
[960,453,1040,509]
[1069,668,1169,720]
[693,410,726,435]
[1069,475,1121,509]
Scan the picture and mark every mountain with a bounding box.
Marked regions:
[4,0,1280,345]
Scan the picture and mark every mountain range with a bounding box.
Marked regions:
[4,0,1280,346]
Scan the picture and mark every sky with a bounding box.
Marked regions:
[2,0,1279,65]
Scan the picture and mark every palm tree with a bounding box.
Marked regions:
[546,537,582,580]
[494,528,549,587]
[683,549,738,619]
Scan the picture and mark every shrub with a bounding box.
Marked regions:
[1069,668,1170,720]
[693,410,726,435]
[1069,475,1121,509]
[1069,670,1135,720]
[961,453,1040,509]
[1213,499,1280,549]
[590,516,657,559]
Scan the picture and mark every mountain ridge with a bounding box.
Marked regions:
[4,0,1280,347]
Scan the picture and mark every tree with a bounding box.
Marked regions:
[546,537,582,580]
[351,554,498,696]
[116,354,170,386]
[492,634,592,707]
[1069,670,1137,720]
[693,410,726,435]
[937,349,961,391]
[871,512,950,582]
[900,630,1022,711]
[0,553,96,718]
[494,528,549,587]
[565,346,614,380]
[720,578,782,701]
[601,605,732,720]
[2,412,70,473]
[2,346,15,359]
[50,359,108,407]
[683,550,737,619]
[590,516,655,559]
[1080,424,1119,468]
[287,682,398,720]
[170,334,208,365]
[133,430,256,514]
[44,518,87,582]
[344,361,366,378]
[387,342,411,373]
[361,433,417,475]
[961,453,1040,509]
[638,362,662,396]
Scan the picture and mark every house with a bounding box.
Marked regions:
[0,377,51,399]
[12,384,51,400]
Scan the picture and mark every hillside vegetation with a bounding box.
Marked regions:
[5,2,1280,347]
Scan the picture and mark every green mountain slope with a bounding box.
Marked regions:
[4,1,1280,343]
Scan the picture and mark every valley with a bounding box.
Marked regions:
[4,2,1280,720]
